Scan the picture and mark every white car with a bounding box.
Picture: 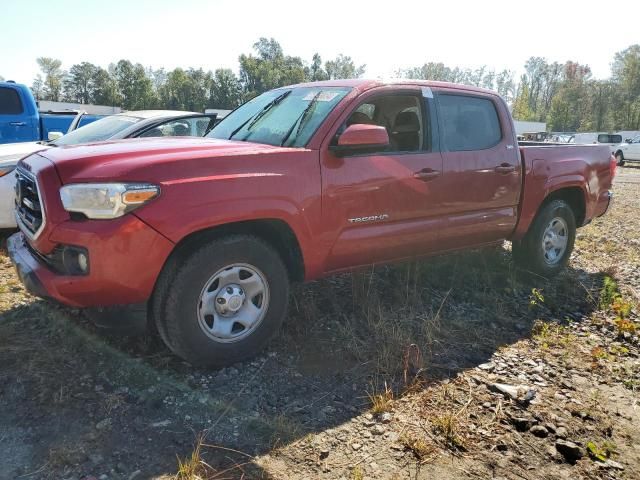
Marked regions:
[615,135,640,166]
[0,110,216,229]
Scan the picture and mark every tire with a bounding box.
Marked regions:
[615,151,625,167]
[152,235,289,366]
[512,199,576,277]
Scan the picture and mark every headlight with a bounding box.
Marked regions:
[60,183,160,219]
[0,164,16,178]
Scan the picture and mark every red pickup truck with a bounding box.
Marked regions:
[8,80,615,366]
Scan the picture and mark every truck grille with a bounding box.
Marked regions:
[15,167,45,238]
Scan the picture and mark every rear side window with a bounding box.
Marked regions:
[0,87,24,115]
[597,134,622,144]
[438,94,501,151]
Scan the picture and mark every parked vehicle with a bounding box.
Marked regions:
[0,81,102,144]
[571,133,624,163]
[7,80,615,366]
[0,110,217,228]
[614,135,640,166]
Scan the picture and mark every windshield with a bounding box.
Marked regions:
[52,115,141,146]
[207,86,351,147]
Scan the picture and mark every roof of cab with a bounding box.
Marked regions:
[285,78,500,96]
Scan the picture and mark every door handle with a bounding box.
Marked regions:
[413,168,441,181]
[495,163,515,174]
[9,122,26,127]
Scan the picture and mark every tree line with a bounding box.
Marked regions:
[14,39,640,132]
[26,38,365,113]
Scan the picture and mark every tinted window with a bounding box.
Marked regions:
[439,94,501,151]
[0,87,24,115]
[597,134,622,144]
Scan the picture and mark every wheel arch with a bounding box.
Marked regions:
[543,186,586,227]
[160,219,305,283]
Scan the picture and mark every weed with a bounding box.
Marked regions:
[368,381,394,415]
[175,436,208,480]
[615,318,637,334]
[432,413,465,451]
[351,465,364,480]
[399,433,436,462]
[586,440,617,462]
[529,288,545,308]
[599,276,619,310]
[591,347,609,361]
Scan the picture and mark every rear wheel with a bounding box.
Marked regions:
[616,151,625,166]
[512,199,576,277]
[153,235,289,366]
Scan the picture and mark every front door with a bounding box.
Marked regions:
[0,86,34,144]
[320,86,447,272]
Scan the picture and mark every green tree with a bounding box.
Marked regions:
[36,57,64,101]
[307,53,328,81]
[512,83,535,121]
[64,62,99,104]
[91,67,119,106]
[239,37,307,99]
[31,75,44,100]
[324,54,365,80]
[111,60,156,110]
[611,45,640,130]
[547,62,591,131]
[158,68,211,112]
[209,69,242,109]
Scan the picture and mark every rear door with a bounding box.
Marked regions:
[434,89,521,248]
[0,86,35,144]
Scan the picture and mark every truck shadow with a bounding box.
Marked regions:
[0,245,607,479]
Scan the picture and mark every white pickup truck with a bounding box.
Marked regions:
[615,135,640,166]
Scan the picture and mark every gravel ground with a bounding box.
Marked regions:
[0,167,638,480]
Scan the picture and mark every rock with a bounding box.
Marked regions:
[530,425,549,438]
[351,443,362,451]
[511,417,535,432]
[151,420,172,428]
[478,362,495,371]
[128,471,142,480]
[319,448,330,459]
[89,453,104,465]
[555,440,583,463]
[603,460,624,470]
[379,412,392,424]
[490,383,536,403]
[371,425,385,435]
[95,418,112,430]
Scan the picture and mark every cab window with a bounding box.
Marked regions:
[438,94,502,151]
[0,87,23,115]
[343,94,427,153]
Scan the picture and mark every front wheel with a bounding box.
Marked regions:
[512,199,576,277]
[616,152,625,167]
[153,235,290,366]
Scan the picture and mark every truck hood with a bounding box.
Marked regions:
[0,142,50,166]
[35,137,302,184]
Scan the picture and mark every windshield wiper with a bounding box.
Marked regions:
[227,90,291,140]
[280,91,321,147]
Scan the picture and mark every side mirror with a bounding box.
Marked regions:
[48,131,63,141]
[330,124,389,157]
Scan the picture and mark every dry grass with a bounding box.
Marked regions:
[367,381,394,414]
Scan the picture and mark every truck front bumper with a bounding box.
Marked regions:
[7,215,175,308]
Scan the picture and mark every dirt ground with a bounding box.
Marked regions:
[1,167,639,480]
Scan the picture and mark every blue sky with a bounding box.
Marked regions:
[1,0,639,85]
